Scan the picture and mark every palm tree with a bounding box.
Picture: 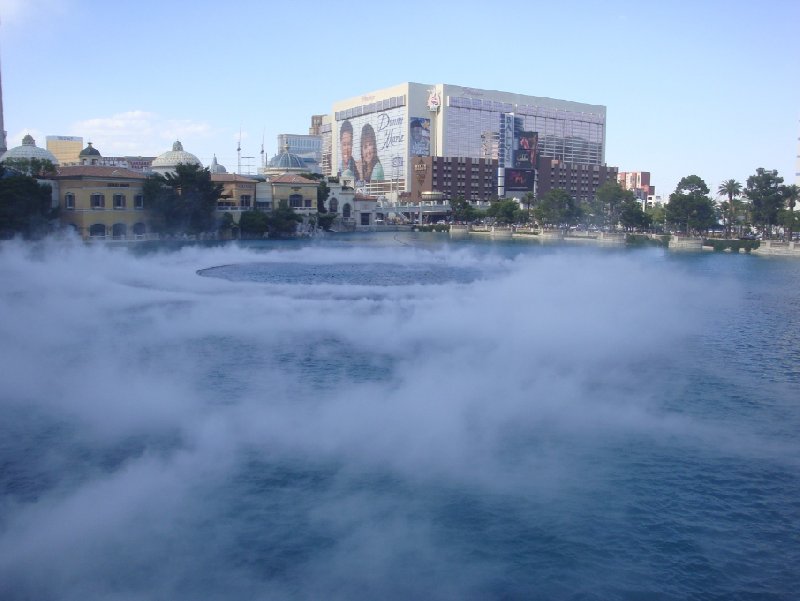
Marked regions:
[782,184,800,243]
[717,179,742,238]
[523,192,535,225]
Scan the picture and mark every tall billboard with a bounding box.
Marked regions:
[409,117,430,156]
[336,107,407,193]
[514,131,538,169]
[500,113,515,168]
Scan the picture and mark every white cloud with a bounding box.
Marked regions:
[7,127,44,148]
[69,111,216,158]
[0,0,68,25]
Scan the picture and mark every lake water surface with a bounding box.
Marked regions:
[1,233,798,600]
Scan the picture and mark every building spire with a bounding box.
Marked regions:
[0,25,7,155]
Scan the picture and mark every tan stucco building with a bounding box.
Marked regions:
[268,173,318,215]
[55,165,150,239]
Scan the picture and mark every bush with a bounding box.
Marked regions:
[626,234,670,247]
[703,239,759,252]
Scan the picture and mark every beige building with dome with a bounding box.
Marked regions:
[1,134,60,169]
[260,145,310,178]
[151,140,202,175]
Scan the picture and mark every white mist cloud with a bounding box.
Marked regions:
[1,238,789,600]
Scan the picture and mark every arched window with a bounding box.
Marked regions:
[89,224,106,238]
[342,203,351,219]
[329,197,339,213]
[112,223,127,239]
[133,222,147,238]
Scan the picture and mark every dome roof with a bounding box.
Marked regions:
[79,142,101,157]
[0,134,59,165]
[151,140,201,172]
[268,144,305,170]
[208,154,227,174]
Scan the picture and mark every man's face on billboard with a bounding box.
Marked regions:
[341,131,353,161]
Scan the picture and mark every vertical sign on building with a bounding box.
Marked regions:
[500,113,515,169]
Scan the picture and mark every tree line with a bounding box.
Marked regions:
[2,160,797,240]
[451,167,799,240]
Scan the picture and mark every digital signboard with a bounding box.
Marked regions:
[505,168,534,191]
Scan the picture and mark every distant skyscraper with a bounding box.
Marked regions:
[46,136,84,165]
[617,171,655,199]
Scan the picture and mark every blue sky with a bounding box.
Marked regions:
[1,0,798,196]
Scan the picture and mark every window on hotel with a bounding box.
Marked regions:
[91,194,105,209]
[65,193,75,210]
[113,194,126,209]
[134,194,144,209]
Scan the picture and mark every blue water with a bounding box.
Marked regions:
[1,234,798,600]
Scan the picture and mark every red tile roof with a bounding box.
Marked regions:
[269,174,317,185]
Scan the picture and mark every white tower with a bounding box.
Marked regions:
[0,36,7,154]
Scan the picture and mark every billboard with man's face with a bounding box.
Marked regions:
[337,107,407,192]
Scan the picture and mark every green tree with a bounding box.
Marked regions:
[317,179,331,212]
[533,189,581,228]
[450,195,481,222]
[486,199,524,224]
[579,198,604,230]
[666,175,716,235]
[717,179,742,238]
[144,163,223,235]
[645,203,667,232]
[745,168,784,238]
[0,167,56,238]
[523,192,536,223]
[239,210,269,238]
[1,157,58,178]
[265,199,302,237]
[619,197,652,231]
[780,183,800,242]
[315,212,337,231]
[218,212,237,238]
[594,180,630,227]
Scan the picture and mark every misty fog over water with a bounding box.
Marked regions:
[1,233,798,600]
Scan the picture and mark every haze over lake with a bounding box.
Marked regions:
[1,233,798,600]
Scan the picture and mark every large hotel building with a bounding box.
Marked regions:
[320,82,614,203]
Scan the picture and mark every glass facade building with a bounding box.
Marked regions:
[327,82,607,196]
